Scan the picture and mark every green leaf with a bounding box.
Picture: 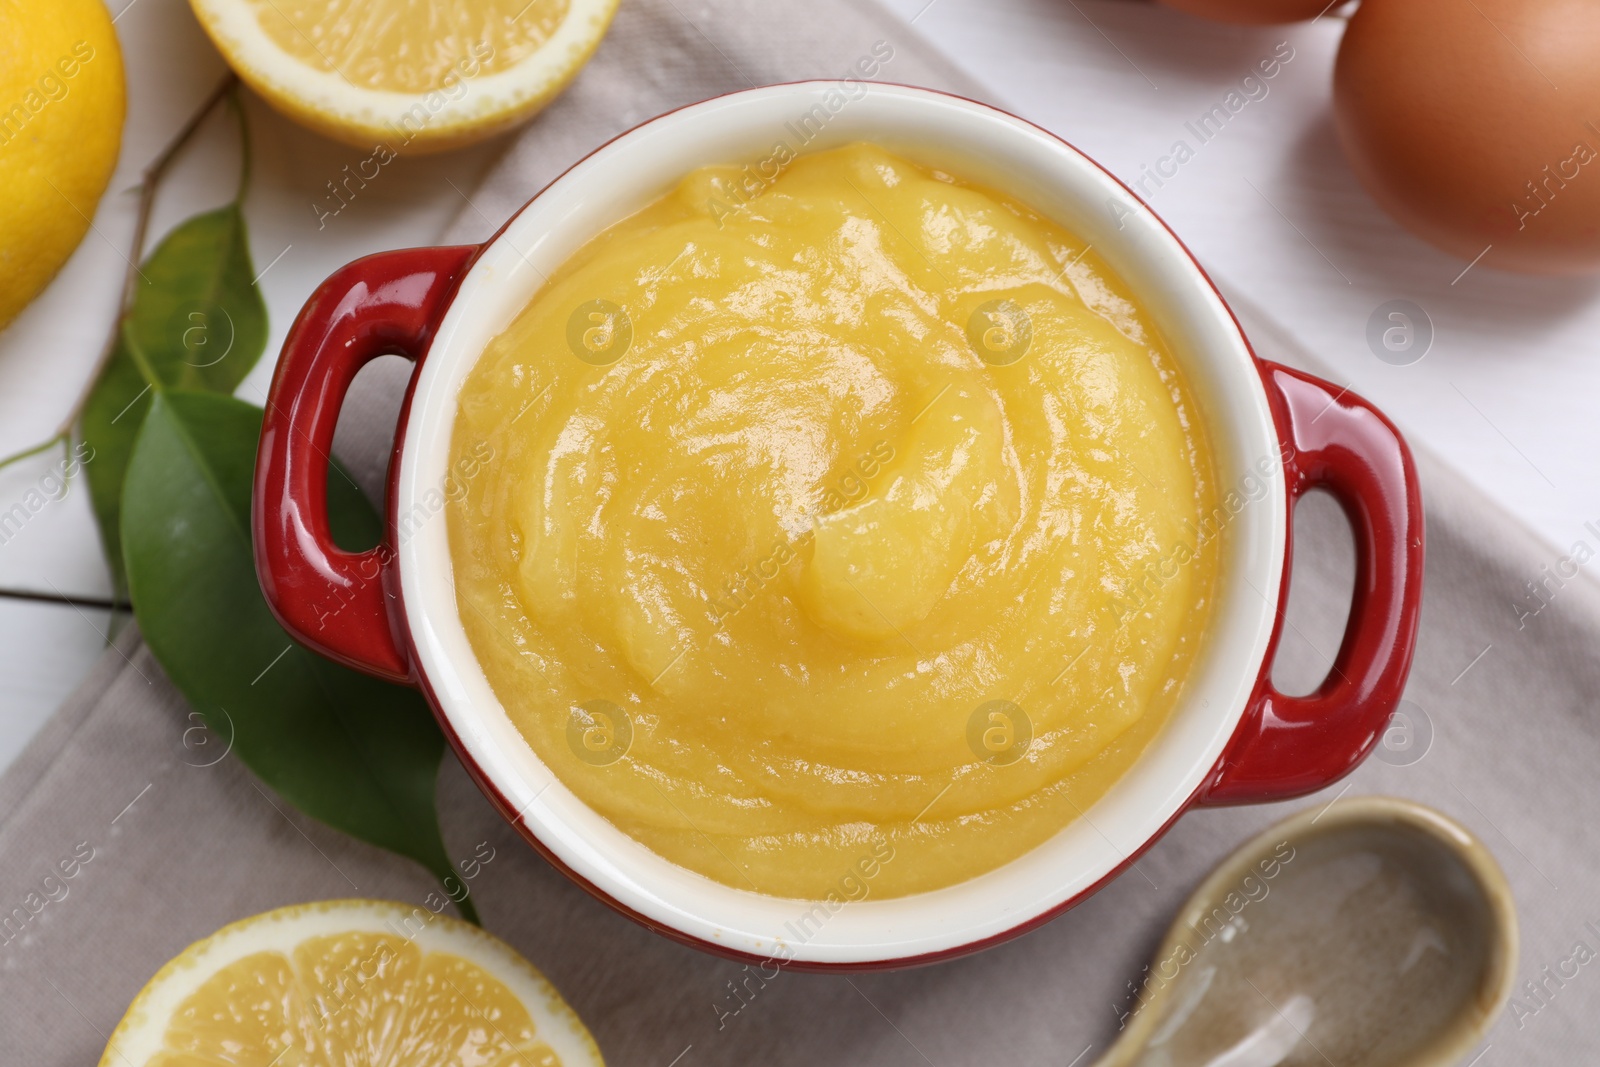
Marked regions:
[80,202,269,591]
[80,334,150,593]
[129,203,268,394]
[122,391,472,919]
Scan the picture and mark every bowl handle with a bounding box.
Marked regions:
[1200,362,1424,806]
[252,245,478,684]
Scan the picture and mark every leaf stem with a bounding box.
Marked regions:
[2,72,240,463]
[230,85,253,205]
[0,431,67,474]
[121,321,163,392]
[72,72,240,421]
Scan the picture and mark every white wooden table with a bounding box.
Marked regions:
[3,0,1594,771]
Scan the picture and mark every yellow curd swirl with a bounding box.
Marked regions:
[447,143,1219,899]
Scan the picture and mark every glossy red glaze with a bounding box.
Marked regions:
[253,245,478,684]
[1201,362,1425,805]
[252,83,1426,971]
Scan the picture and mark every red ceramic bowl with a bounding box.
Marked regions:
[253,82,1423,970]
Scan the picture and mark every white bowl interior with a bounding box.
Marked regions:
[397,83,1286,965]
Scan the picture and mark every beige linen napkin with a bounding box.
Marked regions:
[4,1,1598,1063]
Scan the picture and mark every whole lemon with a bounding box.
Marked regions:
[0,0,125,332]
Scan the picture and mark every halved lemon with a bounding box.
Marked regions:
[98,899,604,1067]
[188,0,619,153]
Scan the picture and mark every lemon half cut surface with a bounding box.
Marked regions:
[187,0,619,153]
[99,899,605,1067]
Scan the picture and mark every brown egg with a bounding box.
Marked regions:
[1156,0,1335,24]
[1335,0,1600,274]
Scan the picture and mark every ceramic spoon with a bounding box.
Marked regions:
[1095,796,1518,1067]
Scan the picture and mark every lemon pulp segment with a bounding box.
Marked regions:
[245,0,570,92]
[187,0,617,152]
[99,901,602,1067]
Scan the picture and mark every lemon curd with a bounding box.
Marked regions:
[447,143,1221,899]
